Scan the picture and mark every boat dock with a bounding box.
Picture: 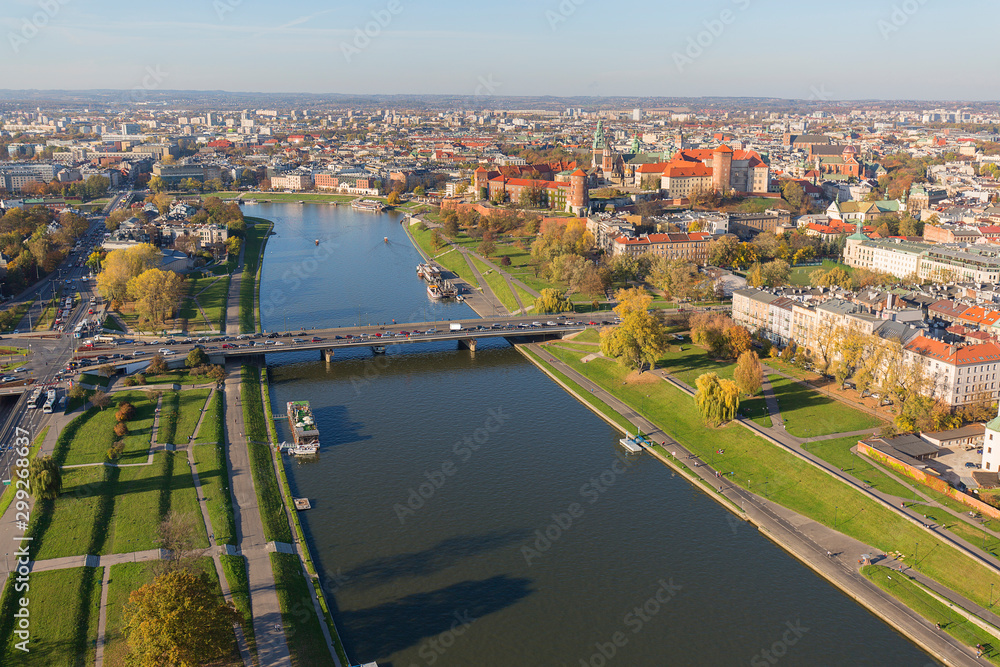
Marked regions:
[286,401,320,455]
[293,497,312,510]
[619,433,647,454]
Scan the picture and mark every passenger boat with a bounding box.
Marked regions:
[286,401,320,454]
[351,199,386,212]
[427,283,443,299]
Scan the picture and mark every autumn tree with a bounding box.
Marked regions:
[533,288,573,314]
[811,266,852,289]
[28,455,61,500]
[724,324,753,360]
[127,269,184,325]
[97,244,162,303]
[186,347,209,368]
[734,350,763,396]
[650,258,711,301]
[157,510,207,574]
[695,372,740,426]
[599,288,667,370]
[690,311,733,357]
[123,569,239,666]
[147,353,168,375]
[116,402,136,422]
[90,390,111,411]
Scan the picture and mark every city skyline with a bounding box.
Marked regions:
[2,0,997,100]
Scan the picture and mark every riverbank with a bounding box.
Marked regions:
[517,341,987,667]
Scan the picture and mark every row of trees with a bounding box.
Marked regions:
[0,207,89,295]
[16,174,110,202]
[96,244,184,326]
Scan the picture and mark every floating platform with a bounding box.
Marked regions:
[294,497,312,511]
[619,433,647,454]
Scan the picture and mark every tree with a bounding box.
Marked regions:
[695,372,740,426]
[114,421,129,438]
[28,455,61,500]
[207,365,227,386]
[97,244,162,303]
[99,363,115,377]
[414,185,426,196]
[127,269,184,325]
[534,288,573,314]
[186,347,209,368]
[724,324,753,360]
[734,350,763,396]
[147,354,168,375]
[478,239,496,256]
[157,510,207,573]
[116,402,136,422]
[148,175,166,194]
[90,389,111,410]
[123,569,239,667]
[386,191,401,206]
[811,266,851,288]
[599,288,667,370]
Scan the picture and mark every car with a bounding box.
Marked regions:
[14,367,26,372]
[274,341,285,346]
[264,340,275,345]
[400,331,410,335]
[282,332,293,338]
[426,328,438,334]
[11,330,17,334]
[293,338,305,343]
[311,337,322,342]
[165,339,177,345]
[546,321,557,326]
[158,348,174,355]
[965,462,979,468]
[1,376,15,383]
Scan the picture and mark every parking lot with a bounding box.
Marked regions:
[931,445,983,489]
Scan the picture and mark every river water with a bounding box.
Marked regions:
[251,203,934,667]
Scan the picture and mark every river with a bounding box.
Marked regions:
[251,203,934,666]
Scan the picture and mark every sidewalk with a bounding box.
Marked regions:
[524,342,987,666]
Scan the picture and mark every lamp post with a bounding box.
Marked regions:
[915,541,919,566]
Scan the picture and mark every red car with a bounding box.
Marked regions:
[311,337,322,342]
[222,343,234,349]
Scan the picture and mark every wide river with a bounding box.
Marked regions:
[250,203,934,666]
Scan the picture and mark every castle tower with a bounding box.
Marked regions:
[592,120,606,169]
[984,406,1000,473]
[568,168,588,214]
[472,166,488,198]
[712,145,733,193]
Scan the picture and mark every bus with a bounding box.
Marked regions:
[28,388,41,409]
[42,398,54,414]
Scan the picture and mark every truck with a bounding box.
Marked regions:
[449,323,463,331]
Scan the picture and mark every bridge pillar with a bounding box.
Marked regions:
[322,348,335,362]
[458,338,477,352]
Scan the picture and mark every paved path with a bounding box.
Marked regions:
[460,249,510,317]
[94,565,112,667]
[224,361,292,667]
[525,342,988,666]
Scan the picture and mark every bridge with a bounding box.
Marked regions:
[58,314,604,371]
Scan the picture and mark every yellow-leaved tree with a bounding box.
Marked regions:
[96,243,161,304]
[694,372,740,426]
[600,287,667,370]
[126,268,184,325]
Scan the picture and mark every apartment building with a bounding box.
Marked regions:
[611,232,711,262]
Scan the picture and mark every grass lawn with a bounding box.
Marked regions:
[28,465,115,560]
[768,374,880,438]
[220,554,255,656]
[654,338,739,388]
[103,561,157,666]
[471,256,519,313]
[59,390,157,465]
[103,315,125,332]
[788,260,855,286]
[176,297,204,329]
[0,566,103,665]
[514,284,537,310]
[862,565,1000,664]
[197,275,231,331]
[194,390,224,444]
[176,389,212,443]
[143,369,213,386]
[570,328,602,344]
[765,358,824,382]
[239,219,271,333]
[241,366,292,544]
[79,372,111,387]
[543,343,1000,611]
[804,436,920,501]
[271,553,337,667]
[194,444,236,545]
[111,451,209,554]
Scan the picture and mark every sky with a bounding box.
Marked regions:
[0,0,995,101]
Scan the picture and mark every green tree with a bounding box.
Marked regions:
[123,569,239,667]
[28,455,61,500]
[694,372,740,426]
[147,353,168,375]
[534,288,573,314]
[414,185,426,196]
[734,350,763,396]
[148,175,166,194]
[186,347,209,368]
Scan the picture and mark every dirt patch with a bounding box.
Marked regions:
[625,370,659,385]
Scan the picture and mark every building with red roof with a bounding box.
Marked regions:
[659,144,769,197]
[611,232,712,263]
[904,336,1000,407]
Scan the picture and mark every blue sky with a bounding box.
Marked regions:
[0,0,994,100]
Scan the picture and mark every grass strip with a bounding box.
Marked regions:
[240,365,291,543]
[0,426,48,518]
[270,553,337,667]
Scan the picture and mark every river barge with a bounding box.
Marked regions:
[286,400,320,454]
